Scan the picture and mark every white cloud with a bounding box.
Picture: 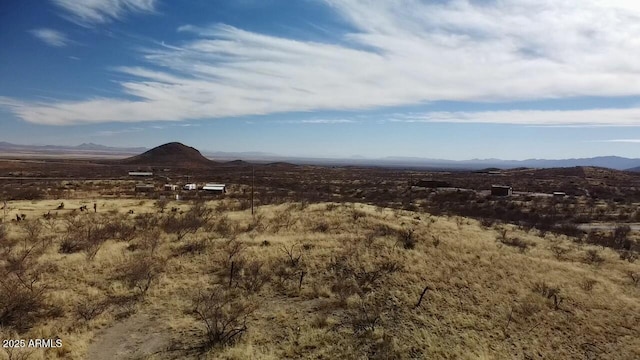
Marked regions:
[6,0,640,125]
[594,139,640,143]
[95,127,143,136]
[29,28,70,47]
[52,0,156,26]
[278,119,358,124]
[388,108,640,126]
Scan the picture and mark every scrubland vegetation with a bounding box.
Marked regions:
[0,198,638,359]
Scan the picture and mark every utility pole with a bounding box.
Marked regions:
[251,166,255,216]
[408,173,413,206]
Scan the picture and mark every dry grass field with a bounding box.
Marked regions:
[1,199,638,359]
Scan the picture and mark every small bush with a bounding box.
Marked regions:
[498,235,532,253]
[313,221,330,233]
[532,281,563,310]
[397,228,416,249]
[190,287,257,349]
[618,250,638,263]
[579,278,597,292]
[0,276,48,331]
[176,239,208,256]
[627,271,639,286]
[550,244,570,260]
[115,255,164,298]
[583,249,605,266]
[236,260,270,294]
[75,297,107,321]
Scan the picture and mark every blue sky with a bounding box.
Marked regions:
[2,0,640,160]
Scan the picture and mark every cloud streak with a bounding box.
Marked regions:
[5,0,640,125]
[29,28,70,47]
[593,139,640,143]
[52,0,157,26]
[388,108,640,126]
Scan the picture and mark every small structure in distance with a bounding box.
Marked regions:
[183,183,197,191]
[164,184,178,191]
[553,191,566,198]
[129,171,153,177]
[202,183,226,193]
[491,185,512,197]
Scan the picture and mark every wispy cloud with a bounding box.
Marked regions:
[277,119,358,124]
[29,28,70,47]
[388,108,640,126]
[95,127,143,136]
[52,0,157,26]
[592,139,640,143]
[5,1,640,124]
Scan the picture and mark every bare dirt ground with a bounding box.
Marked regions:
[86,313,170,360]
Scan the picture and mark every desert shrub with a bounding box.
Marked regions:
[190,286,257,349]
[155,198,169,213]
[104,216,137,242]
[351,209,367,221]
[281,243,303,267]
[583,249,605,266]
[59,237,83,254]
[115,254,164,298]
[346,296,382,335]
[268,209,296,232]
[271,260,304,292]
[550,244,571,260]
[532,281,563,310]
[556,223,584,239]
[75,297,107,321]
[134,212,160,231]
[431,235,441,248]
[20,220,43,245]
[236,260,270,294]
[585,227,637,252]
[246,213,266,232]
[213,215,236,238]
[163,202,212,241]
[613,225,632,248]
[618,250,638,263]
[0,223,6,243]
[480,217,495,228]
[312,221,330,233]
[59,215,111,259]
[627,271,639,286]
[176,238,209,256]
[579,278,597,292]
[328,249,402,299]
[396,228,416,249]
[325,203,338,211]
[9,188,44,200]
[497,233,532,253]
[136,227,162,254]
[0,275,48,331]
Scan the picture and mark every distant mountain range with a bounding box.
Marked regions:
[1,141,639,171]
[0,141,147,154]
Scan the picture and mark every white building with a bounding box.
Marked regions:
[202,183,226,193]
[164,184,178,191]
[129,171,153,177]
[183,183,197,191]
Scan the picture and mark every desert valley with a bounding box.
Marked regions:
[0,142,638,359]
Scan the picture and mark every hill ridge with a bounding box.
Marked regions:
[119,142,215,167]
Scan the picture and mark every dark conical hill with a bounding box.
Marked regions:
[120,142,215,167]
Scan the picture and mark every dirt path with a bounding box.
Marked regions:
[86,313,171,360]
